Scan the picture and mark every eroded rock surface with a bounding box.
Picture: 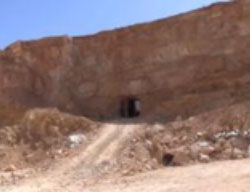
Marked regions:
[1,0,250,124]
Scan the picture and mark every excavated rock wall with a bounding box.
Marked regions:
[1,0,250,122]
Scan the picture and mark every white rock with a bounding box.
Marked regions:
[199,154,210,163]
[188,117,195,121]
[56,149,63,155]
[226,131,239,138]
[153,124,165,132]
[198,141,210,147]
[197,132,205,137]
[66,134,86,148]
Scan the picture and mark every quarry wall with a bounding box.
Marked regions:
[1,0,250,122]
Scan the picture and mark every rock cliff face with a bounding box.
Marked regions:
[1,0,250,123]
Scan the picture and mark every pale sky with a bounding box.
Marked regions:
[0,0,230,48]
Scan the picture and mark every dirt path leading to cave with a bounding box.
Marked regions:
[0,123,139,192]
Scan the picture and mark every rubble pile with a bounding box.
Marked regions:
[18,108,96,149]
[115,104,250,176]
[0,108,97,173]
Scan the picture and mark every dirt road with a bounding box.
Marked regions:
[85,159,250,192]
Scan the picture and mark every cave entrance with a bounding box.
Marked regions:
[121,97,141,118]
[162,153,174,166]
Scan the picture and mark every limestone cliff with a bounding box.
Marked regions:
[1,0,250,123]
